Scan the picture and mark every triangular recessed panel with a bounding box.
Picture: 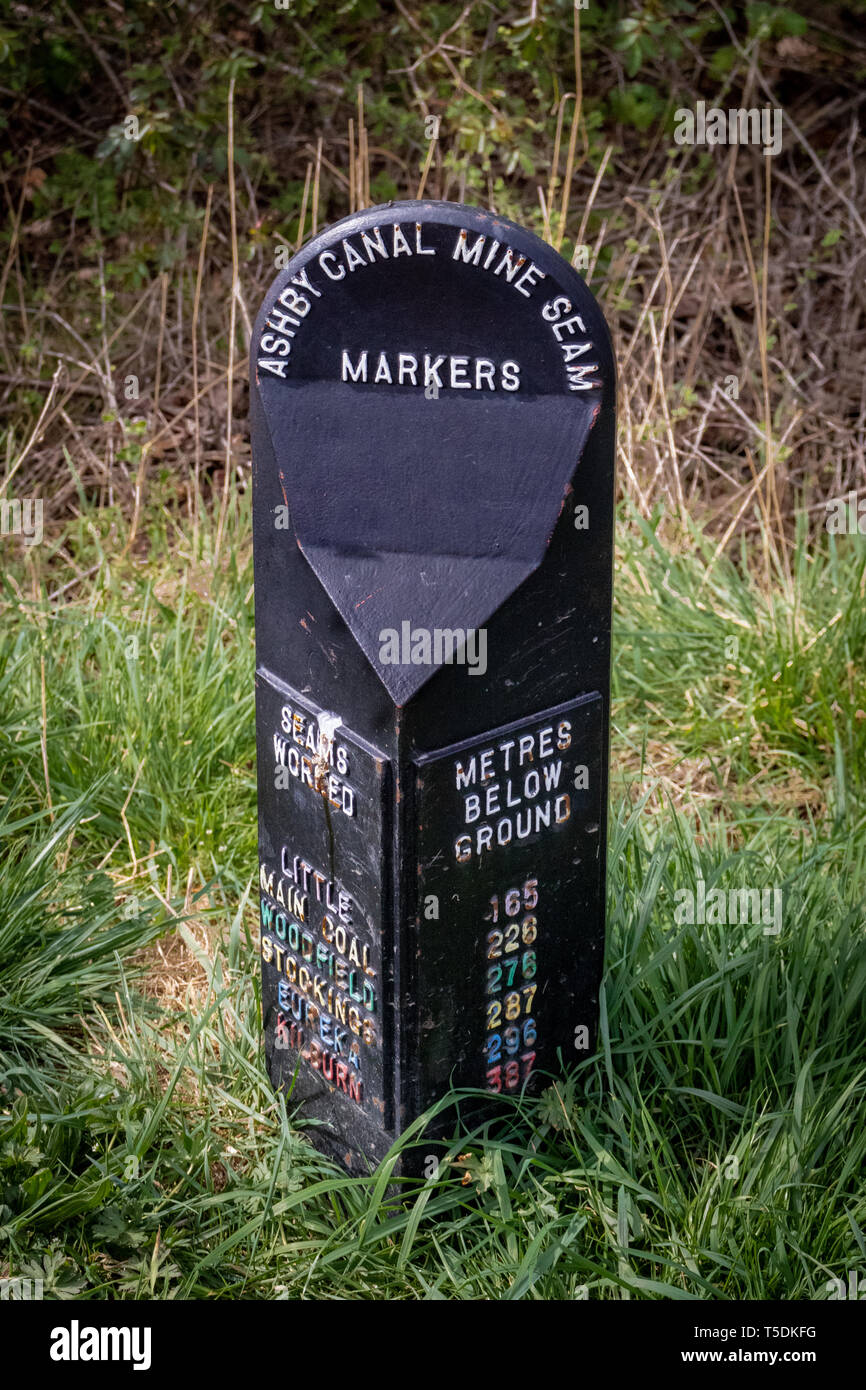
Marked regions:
[262,382,598,700]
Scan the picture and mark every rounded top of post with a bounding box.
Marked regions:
[252,198,614,402]
[250,199,615,704]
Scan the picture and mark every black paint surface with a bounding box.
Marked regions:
[251,200,616,1171]
[413,695,604,1108]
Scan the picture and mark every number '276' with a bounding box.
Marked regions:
[486,951,536,993]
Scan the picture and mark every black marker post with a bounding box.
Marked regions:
[251,201,615,1172]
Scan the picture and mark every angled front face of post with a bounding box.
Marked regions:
[251,201,616,1171]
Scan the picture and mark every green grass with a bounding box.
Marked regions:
[613,508,866,824]
[0,497,864,1299]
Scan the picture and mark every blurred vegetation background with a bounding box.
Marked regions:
[1,0,864,535]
